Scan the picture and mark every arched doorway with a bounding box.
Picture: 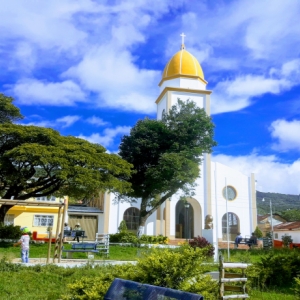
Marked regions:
[123,207,140,231]
[175,201,194,239]
[222,212,240,241]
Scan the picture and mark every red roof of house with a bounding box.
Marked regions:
[273,221,300,231]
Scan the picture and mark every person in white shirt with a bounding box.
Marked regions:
[13,227,30,263]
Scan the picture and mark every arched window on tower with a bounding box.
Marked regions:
[161,109,166,120]
[222,212,240,241]
[123,207,140,231]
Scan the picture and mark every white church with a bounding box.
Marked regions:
[100,37,257,244]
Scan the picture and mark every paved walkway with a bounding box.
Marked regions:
[12,257,137,268]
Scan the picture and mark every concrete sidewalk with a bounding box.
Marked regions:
[12,257,137,268]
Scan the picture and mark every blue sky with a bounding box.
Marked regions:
[1,0,300,195]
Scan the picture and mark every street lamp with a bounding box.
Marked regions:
[262,197,273,245]
[184,202,190,240]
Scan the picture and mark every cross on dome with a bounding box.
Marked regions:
[180,32,186,49]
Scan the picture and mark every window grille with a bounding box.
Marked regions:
[123,207,140,230]
[33,215,54,227]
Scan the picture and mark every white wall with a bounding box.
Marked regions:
[211,162,253,241]
[107,196,159,236]
[170,91,205,109]
[274,230,300,243]
[160,77,206,92]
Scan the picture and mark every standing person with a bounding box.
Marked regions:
[13,227,30,263]
[234,232,243,248]
[72,223,82,242]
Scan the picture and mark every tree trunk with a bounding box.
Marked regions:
[0,205,14,224]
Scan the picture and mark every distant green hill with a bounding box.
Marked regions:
[256,191,300,215]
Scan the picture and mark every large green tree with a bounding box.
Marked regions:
[119,100,216,230]
[0,93,23,124]
[0,123,133,222]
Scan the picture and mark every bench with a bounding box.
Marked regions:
[62,243,99,258]
[232,238,258,249]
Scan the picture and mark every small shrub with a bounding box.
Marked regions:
[118,220,128,233]
[0,224,23,239]
[139,234,168,244]
[265,231,272,239]
[254,226,263,238]
[109,232,138,244]
[131,246,218,297]
[189,236,214,257]
[110,233,168,245]
[248,250,300,288]
[62,264,136,300]
[282,234,293,247]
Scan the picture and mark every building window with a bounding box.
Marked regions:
[35,196,56,201]
[222,186,237,200]
[222,212,239,241]
[123,208,140,230]
[275,233,278,239]
[4,214,14,225]
[161,109,166,120]
[33,215,54,227]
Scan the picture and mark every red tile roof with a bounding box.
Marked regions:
[273,221,300,231]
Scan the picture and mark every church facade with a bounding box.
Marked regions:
[100,41,257,243]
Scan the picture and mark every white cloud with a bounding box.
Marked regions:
[23,115,81,129]
[64,45,160,112]
[24,120,54,128]
[56,115,81,128]
[86,116,108,127]
[2,0,300,116]
[0,1,97,50]
[213,153,300,194]
[281,59,300,77]
[211,59,300,114]
[182,1,300,62]
[270,119,300,152]
[11,79,86,106]
[78,126,131,147]
[242,1,300,60]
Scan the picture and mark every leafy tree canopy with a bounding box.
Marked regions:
[281,209,300,222]
[119,99,216,226]
[0,123,133,222]
[0,93,23,124]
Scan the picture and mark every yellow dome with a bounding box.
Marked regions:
[161,48,204,81]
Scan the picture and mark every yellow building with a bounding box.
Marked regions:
[3,196,65,237]
[2,194,103,240]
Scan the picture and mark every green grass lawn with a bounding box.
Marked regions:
[250,289,295,300]
[0,242,140,261]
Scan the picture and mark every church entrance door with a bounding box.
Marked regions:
[175,201,194,239]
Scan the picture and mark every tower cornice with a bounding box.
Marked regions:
[155,86,212,104]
